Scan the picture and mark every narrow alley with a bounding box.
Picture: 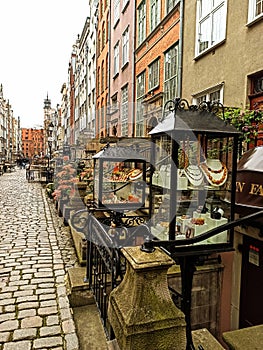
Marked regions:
[0,168,79,350]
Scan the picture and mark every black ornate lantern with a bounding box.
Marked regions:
[148,98,241,246]
[93,143,147,211]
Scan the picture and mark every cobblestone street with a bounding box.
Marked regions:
[0,169,80,350]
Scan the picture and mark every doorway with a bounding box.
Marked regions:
[239,235,263,328]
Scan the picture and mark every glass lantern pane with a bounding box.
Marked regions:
[98,160,145,208]
[151,133,233,245]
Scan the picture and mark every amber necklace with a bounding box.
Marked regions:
[200,161,227,186]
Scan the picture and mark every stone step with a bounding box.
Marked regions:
[66,266,110,349]
[107,339,120,350]
[223,324,263,349]
[73,304,109,350]
[65,266,94,307]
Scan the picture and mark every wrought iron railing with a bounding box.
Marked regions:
[71,209,150,338]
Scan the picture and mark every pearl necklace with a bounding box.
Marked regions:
[184,165,204,186]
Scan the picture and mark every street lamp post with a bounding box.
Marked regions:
[47,122,54,182]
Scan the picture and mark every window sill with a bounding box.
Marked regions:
[122,0,130,14]
[113,19,120,30]
[194,39,226,61]
[121,61,129,71]
[246,14,263,27]
[113,72,119,80]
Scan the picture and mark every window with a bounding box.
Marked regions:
[98,31,101,54]
[136,71,146,136]
[111,94,119,114]
[166,0,179,14]
[100,0,104,18]
[148,59,160,91]
[137,0,146,46]
[113,0,120,25]
[248,0,263,23]
[97,68,100,94]
[252,75,263,94]
[113,42,119,76]
[101,61,105,92]
[123,0,129,11]
[101,99,105,128]
[196,0,227,56]
[150,0,160,31]
[192,84,224,105]
[122,27,129,66]
[137,72,145,102]
[121,85,129,136]
[164,44,178,104]
[102,22,106,48]
[105,55,109,88]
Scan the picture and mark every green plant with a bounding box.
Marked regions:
[223,107,262,148]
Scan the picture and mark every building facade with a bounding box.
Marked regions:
[0,84,21,163]
[181,0,263,333]
[135,0,181,137]
[96,0,109,138]
[108,0,136,138]
[21,128,44,160]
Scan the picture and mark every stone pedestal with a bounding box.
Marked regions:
[108,246,186,350]
[75,182,87,201]
[68,220,87,265]
[58,197,69,217]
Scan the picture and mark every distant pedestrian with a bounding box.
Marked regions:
[25,163,30,180]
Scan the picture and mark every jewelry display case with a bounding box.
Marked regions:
[93,144,147,210]
[149,98,241,244]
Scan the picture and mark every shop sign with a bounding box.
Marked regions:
[249,245,260,266]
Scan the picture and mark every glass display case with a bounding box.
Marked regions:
[149,99,241,245]
[93,144,147,210]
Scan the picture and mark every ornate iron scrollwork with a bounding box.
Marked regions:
[70,209,89,233]
[161,97,225,122]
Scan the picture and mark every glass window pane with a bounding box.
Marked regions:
[199,18,210,52]
[212,5,224,44]
[200,0,211,17]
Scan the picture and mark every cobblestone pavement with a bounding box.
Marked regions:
[0,169,80,350]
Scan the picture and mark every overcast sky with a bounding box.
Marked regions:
[0,0,89,128]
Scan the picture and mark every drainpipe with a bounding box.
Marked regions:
[177,0,184,98]
[107,3,111,137]
[131,2,136,137]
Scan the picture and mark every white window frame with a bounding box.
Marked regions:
[150,0,160,32]
[113,42,119,76]
[166,0,179,14]
[195,0,227,57]
[136,71,146,137]
[122,0,129,11]
[113,0,120,26]
[148,59,160,91]
[122,27,129,66]
[163,44,178,104]
[192,83,224,105]
[248,0,263,24]
[137,0,146,46]
[121,85,129,136]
